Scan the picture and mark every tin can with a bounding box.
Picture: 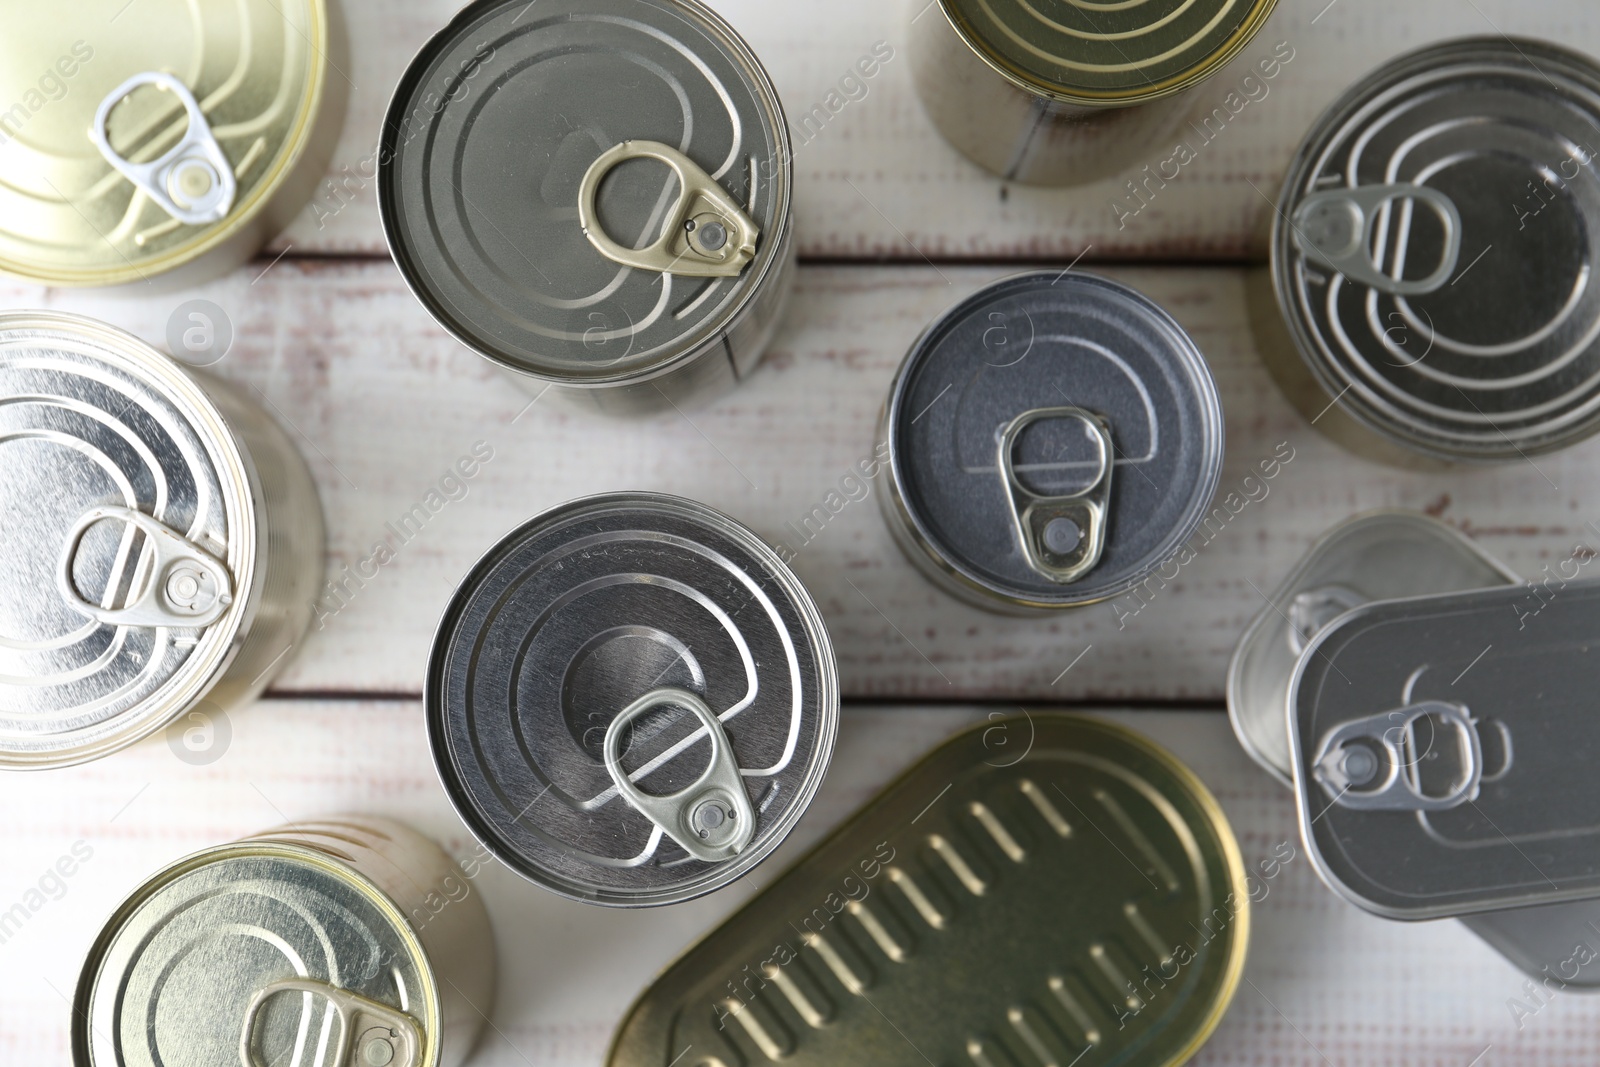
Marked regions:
[880,271,1224,614]
[1264,37,1600,464]
[0,0,347,289]
[607,714,1249,1067]
[378,0,795,415]
[909,0,1279,186]
[426,492,838,907]
[72,815,496,1067]
[0,311,324,769]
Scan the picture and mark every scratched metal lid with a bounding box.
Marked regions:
[0,312,255,769]
[0,0,340,287]
[607,714,1248,1067]
[1273,37,1600,461]
[933,0,1278,106]
[1290,579,1600,919]
[378,0,791,385]
[73,833,439,1067]
[427,492,838,907]
[1228,511,1518,786]
[882,271,1224,611]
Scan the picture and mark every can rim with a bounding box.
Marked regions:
[424,490,839,907]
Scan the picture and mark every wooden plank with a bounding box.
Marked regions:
[0,702,1581,1065]
[7,261,1591,700]
[268,0,1600,261]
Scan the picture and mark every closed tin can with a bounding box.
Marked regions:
[1264,37,1600,464]
[607,714,1249,1067]
[0,311,324,768]
[378,0,794,415]
[0,0,346,288]
[880,271,1224,613]
[426,492,838,907]
[910,0,1279,186]
[72,815,496,1067]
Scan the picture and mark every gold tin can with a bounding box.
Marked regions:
[0,0,347,288]
[608,714,1249,1067]
[910,0,1279,186]
[72,816,497,1067]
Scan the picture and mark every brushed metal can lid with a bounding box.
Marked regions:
[378,0,792,387]
[1273,37,1600,461]
[884,271,1224,611]
[0,0,336,287]
[74,840,438,1067]
[426,492,838,907]
[0,312,256,769]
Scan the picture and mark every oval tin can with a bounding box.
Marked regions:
[0,311,324,769]
[426,492,838,907]
[1265,37,1600,464]
[0,0,346,288]
[909,0,1279,186]
[607,714,1249,1067]
[72,815,496,1067]
[880,271,1224,613]
[378,0,795,415]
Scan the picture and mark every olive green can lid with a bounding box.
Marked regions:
[607,714,1248,1067]
[937,0,1279,106]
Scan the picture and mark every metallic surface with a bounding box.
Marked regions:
[73,815,496,1067]
[880,271,1224,613]
[0,312,323,769]
[606,714,1248,1067]
[427,492,838,907]
[0,0,346,288]
[1270,37,1600,462]
[378,0,794,412]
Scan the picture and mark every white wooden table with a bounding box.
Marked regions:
[5,1,1600,1064]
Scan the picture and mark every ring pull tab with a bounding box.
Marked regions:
[603,687,756,863]
[577,140,759,278]
[1291,183,1462,296]
[239,979,423,1067]
[998,407,1113,584]
[1311,700,1483,811]
[58,506,234,628]
[90,72,237,226]
[1286,584,1366,656]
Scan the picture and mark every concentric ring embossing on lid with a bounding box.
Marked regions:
[1273,37,1600,461]
[426,493,838,907]
[936,0,1279,106]
[378,0,792,386]
[883,271,1224,612]
[0,312,255,768]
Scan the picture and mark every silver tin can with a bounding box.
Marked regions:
[378,0,795,415]
[426,492,838,907]
[1266,37,1600,464]
[72,815,496,1067]
[880,271,1224,614]
[1228,511,1518,786]
[909,0,1279,186]
[0,312,323,769]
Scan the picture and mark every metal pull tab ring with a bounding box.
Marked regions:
[998,407,1113,584]
[240,979,423,1067]
[90,71,237,226]
[603,687,756,863]
[1311,700,1483,811]
[58,506,234,628]
[1291,183,1462,296]
[578,140,759,278]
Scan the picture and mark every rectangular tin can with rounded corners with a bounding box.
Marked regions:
[72,814,497,1067]
[606,713,1249,1067]
[0,0,347,290]
[0,311,324,769]
[378,0,795,416]
[909,0,1279,186]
